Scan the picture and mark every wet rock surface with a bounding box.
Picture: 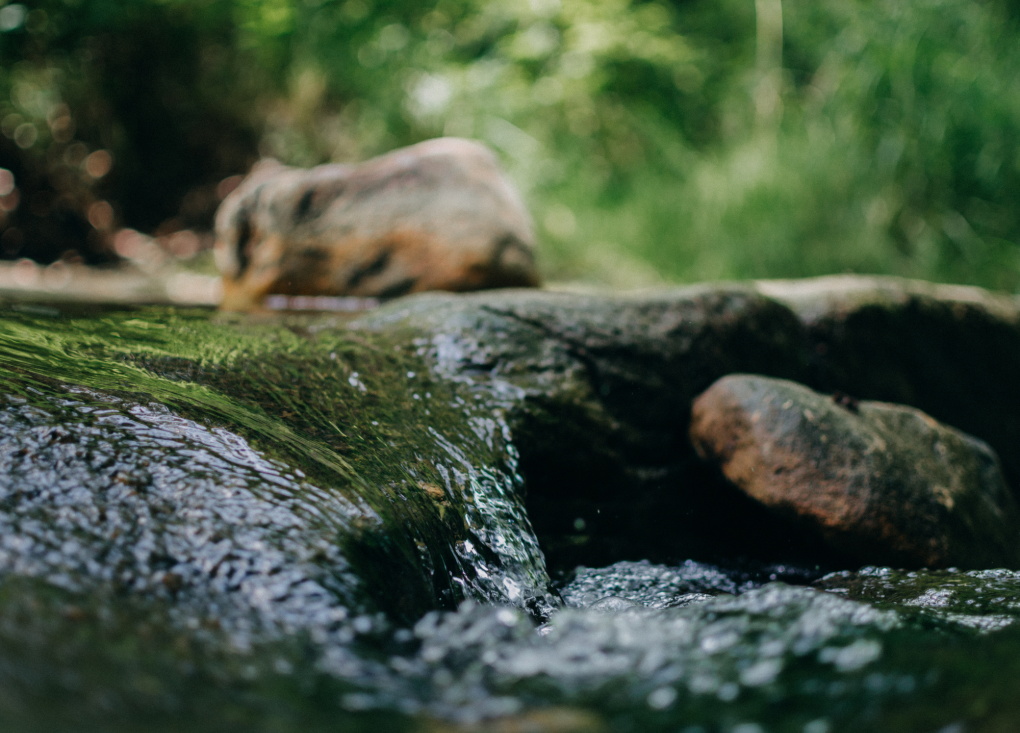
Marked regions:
[361,285,820,570]
[814,566,1020,634]
[0,388,359,647]
[690,374,1020,569]
[1,275,1020,731]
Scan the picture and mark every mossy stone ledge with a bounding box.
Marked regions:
[1,274,1020,731]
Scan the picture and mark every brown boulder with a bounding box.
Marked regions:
[214,137,538,311]
[689,374,1020,569]
[755,275,1020,498]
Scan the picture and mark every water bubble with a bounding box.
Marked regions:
[587,596,639,612]
[495,609,519,627]
[818,639,882,672]
[47,107,72,141]
[348,373,367,392]
[740,658,783,687]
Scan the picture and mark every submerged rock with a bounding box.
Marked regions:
[814,566,1020,633]
[689,374,1020,568]
[214,138,539,312]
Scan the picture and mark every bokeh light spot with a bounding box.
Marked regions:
[84,150,113,179]
[87,201,115,230]
[13,123,37,149]
[0,169,14,197]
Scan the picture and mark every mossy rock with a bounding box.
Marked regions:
[2,275,1020,731]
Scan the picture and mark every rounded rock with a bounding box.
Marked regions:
[214,138,539,311]
[689,374,1020,569]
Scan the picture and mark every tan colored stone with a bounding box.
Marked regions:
[214,138,538,311]
[753,275,1020,496]
[690,374,1020,569]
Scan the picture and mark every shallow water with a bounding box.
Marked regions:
[2,303,1020,732]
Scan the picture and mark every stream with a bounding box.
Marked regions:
[1,293,1019,732]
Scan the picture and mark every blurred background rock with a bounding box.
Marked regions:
[1,0,1019,297]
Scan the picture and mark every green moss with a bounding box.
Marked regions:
[0,302,554,621]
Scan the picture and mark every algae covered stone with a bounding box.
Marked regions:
[690,374,1020,568]
[4,277,1020,732]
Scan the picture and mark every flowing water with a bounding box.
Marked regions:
[1,302,1019,732]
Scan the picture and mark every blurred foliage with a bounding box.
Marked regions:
[1,0,1019,291]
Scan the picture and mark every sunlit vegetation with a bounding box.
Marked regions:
[1,0,1019,291]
